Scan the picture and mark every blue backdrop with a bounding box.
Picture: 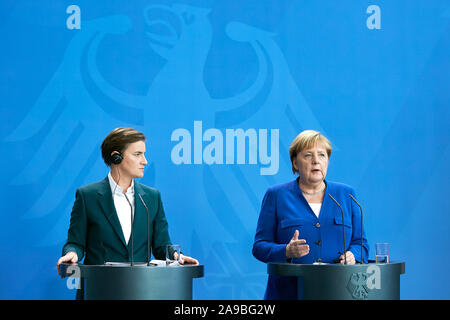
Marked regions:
[0,0,449,300]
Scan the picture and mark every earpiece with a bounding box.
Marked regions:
[110,151,123,165]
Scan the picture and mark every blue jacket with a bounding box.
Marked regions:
[252,179,369,300]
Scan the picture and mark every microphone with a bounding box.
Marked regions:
[328,194,347,265]
[124,194,134,266]
[349,194,364,264]
[138,193,151,266]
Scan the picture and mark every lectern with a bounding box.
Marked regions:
[268,262,405,300]
[61,263,204,300]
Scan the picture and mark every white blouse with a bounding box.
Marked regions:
[108,172,135,244]
[308,202,322,218]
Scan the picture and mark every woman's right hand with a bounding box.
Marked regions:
[57,251,78,277]
[285,230,310,259]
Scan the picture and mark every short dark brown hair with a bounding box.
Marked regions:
[101,128,146,166]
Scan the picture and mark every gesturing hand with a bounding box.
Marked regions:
[285,230,310,259]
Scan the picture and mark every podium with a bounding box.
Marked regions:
[61,263,204,300]
[268,262,405,300]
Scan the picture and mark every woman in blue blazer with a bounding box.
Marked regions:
[252,130,369,300]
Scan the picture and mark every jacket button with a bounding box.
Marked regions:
[315,240,322,246]
[315,222,321,228]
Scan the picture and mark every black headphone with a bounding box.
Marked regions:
[110,151,123,165]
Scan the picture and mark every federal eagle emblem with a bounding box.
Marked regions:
[347,272,370,300]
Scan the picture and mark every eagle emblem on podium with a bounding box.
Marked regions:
[347,272,370,300]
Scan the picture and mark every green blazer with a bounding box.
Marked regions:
[62,177,172,265]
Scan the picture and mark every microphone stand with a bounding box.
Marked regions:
[138,194,151,266]
[328,194,347,265]
[349,194,364,264]
[124,194,134,266]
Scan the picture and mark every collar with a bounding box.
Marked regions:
[108,171,135,196]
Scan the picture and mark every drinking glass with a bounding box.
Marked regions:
[375,243,389,264]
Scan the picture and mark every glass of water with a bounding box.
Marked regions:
[166,244,181,266]
[375,243,389,264]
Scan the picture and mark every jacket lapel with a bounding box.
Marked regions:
[97,177,127,248]
[319,179,330,221]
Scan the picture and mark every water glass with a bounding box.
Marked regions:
[375,243,389,264]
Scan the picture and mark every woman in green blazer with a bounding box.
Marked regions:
[57,128,198,274]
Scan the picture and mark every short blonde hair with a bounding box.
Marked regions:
[289,130,332,174]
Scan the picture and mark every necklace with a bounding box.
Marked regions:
[302,188,325,196]
[301,184,325,196]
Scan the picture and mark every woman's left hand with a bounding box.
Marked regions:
[339,251,355,265]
